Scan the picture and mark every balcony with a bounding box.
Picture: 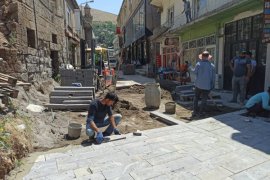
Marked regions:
[168,0,257,34]
[150,0,162,8]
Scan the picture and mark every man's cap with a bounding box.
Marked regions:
[202,51,209,55]
[240,50,247,54]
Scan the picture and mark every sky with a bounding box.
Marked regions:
[77,0,123,15]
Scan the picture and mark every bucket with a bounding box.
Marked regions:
[145,83,161,109]
[68,123,82,139]
[165,102,176,114]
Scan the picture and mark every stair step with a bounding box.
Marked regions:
[45,104,89,110]
[50,96,93,103]
[50,90,93,97]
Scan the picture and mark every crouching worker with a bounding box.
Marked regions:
[245,87,270,117]
[86,92,122,144]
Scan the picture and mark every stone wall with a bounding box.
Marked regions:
[0,0,66,81]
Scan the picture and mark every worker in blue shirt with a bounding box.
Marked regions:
[86,92,122,144]
[245,87,270,117]
[192,51,216,118]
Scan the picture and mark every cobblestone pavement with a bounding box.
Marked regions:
[23,110,270,180]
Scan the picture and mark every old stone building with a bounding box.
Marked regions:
[0,0,66,81]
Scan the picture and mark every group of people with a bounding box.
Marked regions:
[191,50,269,119]
[84,50,269,144]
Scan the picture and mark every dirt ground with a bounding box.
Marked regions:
[1,79,240,178]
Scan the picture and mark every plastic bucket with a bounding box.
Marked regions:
[165,102,176,114]
[68,123,82,139]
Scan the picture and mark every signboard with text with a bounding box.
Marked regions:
[263,0,270,43]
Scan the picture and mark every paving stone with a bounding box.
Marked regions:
[147,151,187,166]
[197,166,233,180]
[206,150,268,173]
[57,162,78,173]
[45,153,71,161]
[74,167,92,177]
[23,160,58,179]
[35,170,76,180]
[231,160,270,180]
[75,173,105,180]
[152,171,200,180]
[194,120,227,131]
[101,160,151,179]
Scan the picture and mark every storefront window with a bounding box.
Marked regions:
[252,14,263,39]
[238,17,252,41]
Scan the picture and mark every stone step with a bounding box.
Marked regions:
[50,96,93,104]
[45,104,89,110]
[50,90,93,97]
[62,100,91,104]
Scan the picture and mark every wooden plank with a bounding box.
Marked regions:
[0,75,17,87]
[50,90,93,97]
[62,100,92,104]
[50,96,93,103]
[45,104,89,110]
[0,83,8,87]
[0,72,16,79]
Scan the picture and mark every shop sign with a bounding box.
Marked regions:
[263,0,270,43]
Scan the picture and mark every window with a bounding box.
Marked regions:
[205,35,216,45]
[252,14,263,39]
[238,17,252,40]
[197,38,205,47]
[167,6,174,26]
[189,40,196,48]
[52,34,57,44]
[182,42,189,50]
[27,28,36,48]
[66,6,72,27]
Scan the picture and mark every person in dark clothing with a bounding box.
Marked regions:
[229,50,251,105]
[182,0,192,23]
[245,51,257,98]
[86,92,121,144]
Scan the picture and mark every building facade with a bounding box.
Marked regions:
[0,0,66,80]
[0,0,91,81]
[117,0,160,75]
[64,0,82,69]
[151,0,268,94]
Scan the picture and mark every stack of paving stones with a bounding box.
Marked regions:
[45,86,95,111]
[174,85,195,101]
[60,69,96,87]
[175,85,223,106]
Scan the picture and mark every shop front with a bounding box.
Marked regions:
[223,14,266,95]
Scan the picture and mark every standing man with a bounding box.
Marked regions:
[182,0,192,23]
[86,92,122,144]
[245,51,256,98]
[192,51,215,118]
[229,50,251,105]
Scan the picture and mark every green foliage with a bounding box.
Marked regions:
[0,119,10,150]
[92,21,116,48]
[53,74,61,83]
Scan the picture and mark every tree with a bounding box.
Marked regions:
[92,21,116,48]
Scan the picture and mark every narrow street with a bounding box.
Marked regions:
[1,0,270,179]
